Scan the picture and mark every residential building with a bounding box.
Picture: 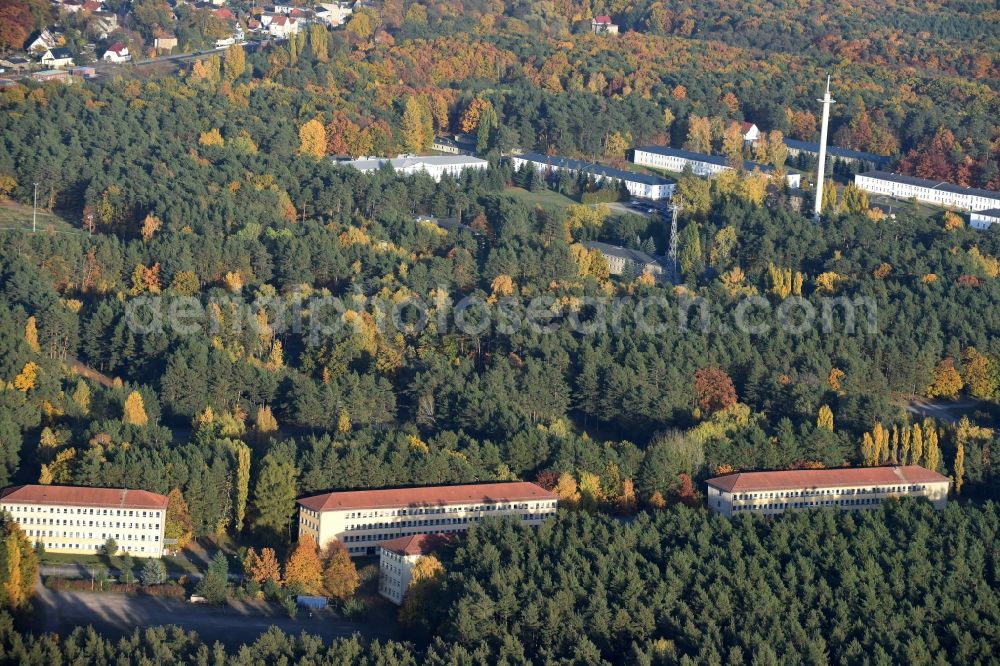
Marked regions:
[854,171,1000,212]
[705,465,949,518]
[91,12,119,37]
[630,145,801,188]
[0,56,31,72]
[0,484,168,556]
[591,15,618,34]
[969,208,1000,230]
[40,48,75,69]
[511,152,675,200]
[297,481,558,557]
[339,155,488,182]
[378,533,451,604]
[101,42,130,63]
[61,1,84,14]
[432,133,477,156]
[27,29,61,53]
[154,35,178,52]
[315,2,354,26]
[583,240,667,280]
[266,15,301,38]
[741,122,760,145]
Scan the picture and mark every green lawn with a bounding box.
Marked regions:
[504,187,577,213]
[40,549,203,576]
[0,201,78,233]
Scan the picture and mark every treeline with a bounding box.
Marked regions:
[4,502,999,664]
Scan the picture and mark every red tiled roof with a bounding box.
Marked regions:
[0,484,168,509]
[741,121,755,132]
[379,532,452,556]
[107,42,126,53]
[706,466,949,494]
[298,482,557,512]
[214,8,235,19]
[593,15,612,24]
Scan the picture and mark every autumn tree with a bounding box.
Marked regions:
[24,317,39,353]
[223,44,245,81]
[243,547,281,585]
[925,358,963,399]
[165,488,193,549]
[721,122,744,166]
[817,405,834,431]
[0,518,37,609]
[298,118,327,159]
[402,95,433,153]
[122,391,148,426]
[322,542,359,601]
[961,348,997,399]
[578,471,602,512]
[459,98,491,133]
[694,368,737,415]
[398,554,445,628]
[227,440,251,533]
[684,115,712,153]
[284,535,324,595]
[552,471,580,508]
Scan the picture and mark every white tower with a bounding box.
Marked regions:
[813,75,836,221]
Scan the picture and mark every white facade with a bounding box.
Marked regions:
[0,485,167,557]
[101,44,130,63]
[340,155,488,182]
[40,49,74,69]
[969,209,1000,230]
[705,466,950,518]
[742,122,760,144]
[510,153,675,200]
[378,548,417,604]
[297,482,558,557]
[855,172,1000,212]
[631,146,799,188]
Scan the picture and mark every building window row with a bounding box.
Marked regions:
[6,506,160,517]
[733,485,926,501]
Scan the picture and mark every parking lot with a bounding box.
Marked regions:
[33,583,397,648]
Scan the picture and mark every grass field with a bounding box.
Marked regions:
[504,186,577,213]
[0,201,78,233]
[41,549,204,576]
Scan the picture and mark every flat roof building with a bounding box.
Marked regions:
[782,138,892,170]
[854,171,1000,213]
[0,484,168,557]
[705,465,949,518]
[510,152,676,200]
[338,154,488,182]
[969,208,1000,230]
[583,240,668,281]
[297,481,558,557]
[631,145,800,188]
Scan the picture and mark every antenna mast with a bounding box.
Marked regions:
[813,75,836,221]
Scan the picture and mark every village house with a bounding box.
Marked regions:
[40,47,75,69]
[591,15,618,34]
[101,42,131,63]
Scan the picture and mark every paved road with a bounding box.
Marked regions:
[905,397,982,424]
[33,583,390,648]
